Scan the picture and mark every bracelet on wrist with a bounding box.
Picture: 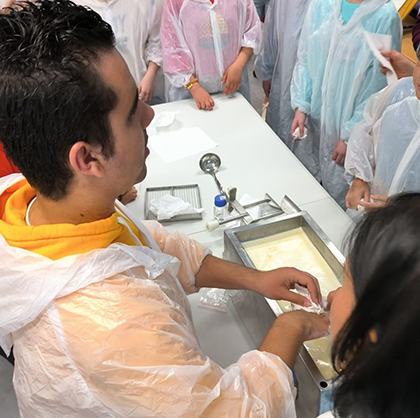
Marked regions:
[185,78,198,90]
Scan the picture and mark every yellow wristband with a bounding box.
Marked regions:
[185,78,198,90]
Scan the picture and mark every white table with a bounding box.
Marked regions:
[127,93,354,367]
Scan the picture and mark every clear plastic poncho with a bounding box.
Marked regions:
[346,77,420,197]
[291,0,402,208]
[254,0,320,180]
[74,0,166,104]
[0,175,297,418]
[161,0,261,102]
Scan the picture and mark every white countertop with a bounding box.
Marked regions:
[127,93,354,367]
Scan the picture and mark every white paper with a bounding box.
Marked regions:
[291,284,326,314]
[292,126,308,140]
[149,194,204,220]
[364,31,397,85]
[148,127,218,163]
[147,111,180,135]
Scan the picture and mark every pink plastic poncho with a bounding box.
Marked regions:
[161,0,261,102]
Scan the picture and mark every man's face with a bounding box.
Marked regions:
[97,49,154,196]
[413,59,420,100]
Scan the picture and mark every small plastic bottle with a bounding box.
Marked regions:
[213,194,227,221]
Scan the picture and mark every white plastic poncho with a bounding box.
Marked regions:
[346,77,420,197]
[161,0,261,102]
[74,0,166,104]
[291,0,402,208]
[254,0,320,180]
[0,176,297,418]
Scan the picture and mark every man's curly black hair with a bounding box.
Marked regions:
[0,0,117,199]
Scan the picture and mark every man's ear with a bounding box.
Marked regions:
[68,142,106,178]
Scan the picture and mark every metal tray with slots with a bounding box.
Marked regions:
[144,184,203,222]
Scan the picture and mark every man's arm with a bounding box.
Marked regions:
[195,254,322,307]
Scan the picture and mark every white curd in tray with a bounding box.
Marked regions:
[243,227,343,381]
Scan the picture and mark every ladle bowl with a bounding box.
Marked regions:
[199,153,221,174]
[199,153,224,195]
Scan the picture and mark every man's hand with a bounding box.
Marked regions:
[381,50,415,80]
[138,74,155,103]
[221,63,242,95]
[291,109,306,140]
[332,140,347,165]
[253,267,322,307]
[346,178,370,209]
[190,84,215,110]
[262,79,272,98]
[358,194,388,211]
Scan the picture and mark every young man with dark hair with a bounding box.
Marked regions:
[0,2,327,417]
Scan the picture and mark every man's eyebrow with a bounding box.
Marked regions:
[128,90,139,118]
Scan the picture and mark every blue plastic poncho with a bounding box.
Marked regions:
[346,77,420,198]
[291,0,402,208]
[254,0,320,180]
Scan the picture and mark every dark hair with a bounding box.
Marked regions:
[0,0,117,199]
[332,193,420,418]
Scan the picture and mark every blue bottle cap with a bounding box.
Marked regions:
[214,194,227,207]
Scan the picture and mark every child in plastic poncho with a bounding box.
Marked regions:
[290,0,402,209]
[345,56,420,212]
[161,0,261,110]
[254,0,319,180]
[321,193,420,418]
[74,0,166,104]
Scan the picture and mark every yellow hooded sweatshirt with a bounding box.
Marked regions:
[0,179,146,259]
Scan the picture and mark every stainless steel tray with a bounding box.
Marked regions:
[145,184,203,222]
[223,211,345,418]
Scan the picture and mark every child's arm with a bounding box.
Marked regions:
[254,0,277,84]
[290,0,319,139]
[345,83,397,209]
[161,0,195,91]
[139,0,164,103]
[290,1,317,118]
[138,62,159,103]
[221,0,261,96]
[221,47,253,95]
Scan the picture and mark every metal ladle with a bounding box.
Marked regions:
[199,153,225,195]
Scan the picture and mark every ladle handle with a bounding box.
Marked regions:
[211,172,225,195]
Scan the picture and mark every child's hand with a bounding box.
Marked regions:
[332,140,347,165]
[291,109,306,140]
[138,75,154,103]
[381,50,415,80]
[262,79,272,98]
[119,186,138,205]
[190,84,215,110]
[346,178,370,209]
[358,195,388,211]
[221,64,242,95]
